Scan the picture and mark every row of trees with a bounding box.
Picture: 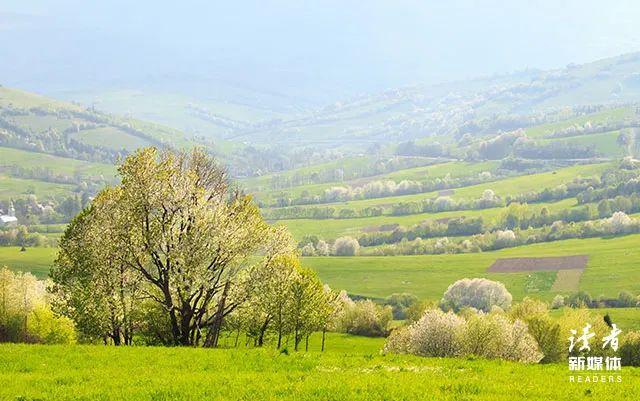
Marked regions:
[265,174,604,221]
[267,170,506,208]
[358,194,640,248]
[364,212,640,256]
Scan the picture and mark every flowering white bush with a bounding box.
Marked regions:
[441,278,512,312]
[607,211,633,234]
[384,308,542,363]
[300,243,315,256]
[405,309,464,357]
[551,295,564,309]
[315,240,330,256]
[332,236,360,256]
[481,189,497,202]
[494,229,516,248]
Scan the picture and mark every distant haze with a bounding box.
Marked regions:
[2,0,640,104]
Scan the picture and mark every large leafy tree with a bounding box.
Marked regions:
[52,147,293,346]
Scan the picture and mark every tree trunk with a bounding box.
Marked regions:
[204,281,231,347]
[305,334,309,352]
[277,327,282,349]
[321,328,326,352]
[257,317,270,347]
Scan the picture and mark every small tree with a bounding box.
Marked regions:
[551,295,565,309]
[289,267,331,351]
[333,236,360,256]
[336,299,392,337]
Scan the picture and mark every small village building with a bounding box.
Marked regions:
[0,202,18,227]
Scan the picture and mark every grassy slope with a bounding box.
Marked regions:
[524,107,634,138]
[0,146,115,178]
[277,198,576,240]
[268,162,610,214]
[0,86,197,150]
[0,175,77,201]
[4,232,638,300]
[0,343,637,401]
[304,234,640,302]
[253,161,499,204]
[0,247,58,278]
[69,126,155,151]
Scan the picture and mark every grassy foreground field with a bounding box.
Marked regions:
[1,342,638,401]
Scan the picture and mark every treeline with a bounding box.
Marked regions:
[267,170,510,208]
[264,178,593,220]
[359,194,640,247]
[545,119,640,139]
[0,226,53,247]
[386,284,638,364]
[364,212,640,256]
[258,156,438,191]
[2,164,112,188]
[469,130,603,160]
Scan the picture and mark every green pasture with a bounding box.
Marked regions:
[252,160,500,203]
[0,175,77,201]
[0,146,116,178]
[542,130,626,157]
[70,126,155,152]
[0,246,57,278]
[305,234,640,302]
[277,198,576,240]
[524,107,634,138]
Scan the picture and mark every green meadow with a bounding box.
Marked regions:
[268,162,611,214]
[0,146,116,178]
[305,234,640,302]
[0,342,638,401]
[0,175,77,201]
[276,198,576,240]
[0,246,58,278]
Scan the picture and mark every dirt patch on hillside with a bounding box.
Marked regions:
[437,189,455,197]
[361,223,400,233]
[551,269,584,292]
[487,255,588,272]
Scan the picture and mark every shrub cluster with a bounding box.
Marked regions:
[384,308,542,363]
[0,267,75,344]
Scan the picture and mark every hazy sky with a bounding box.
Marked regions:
[3,0,640,101]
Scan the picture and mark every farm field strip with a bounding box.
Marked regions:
[0,175,77,200]
[0,146,116,178]
[251,160,500,202]
[551,269,584,292]
[304,234,640,302]
[276,198,577,240]
[267,162,611,213]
